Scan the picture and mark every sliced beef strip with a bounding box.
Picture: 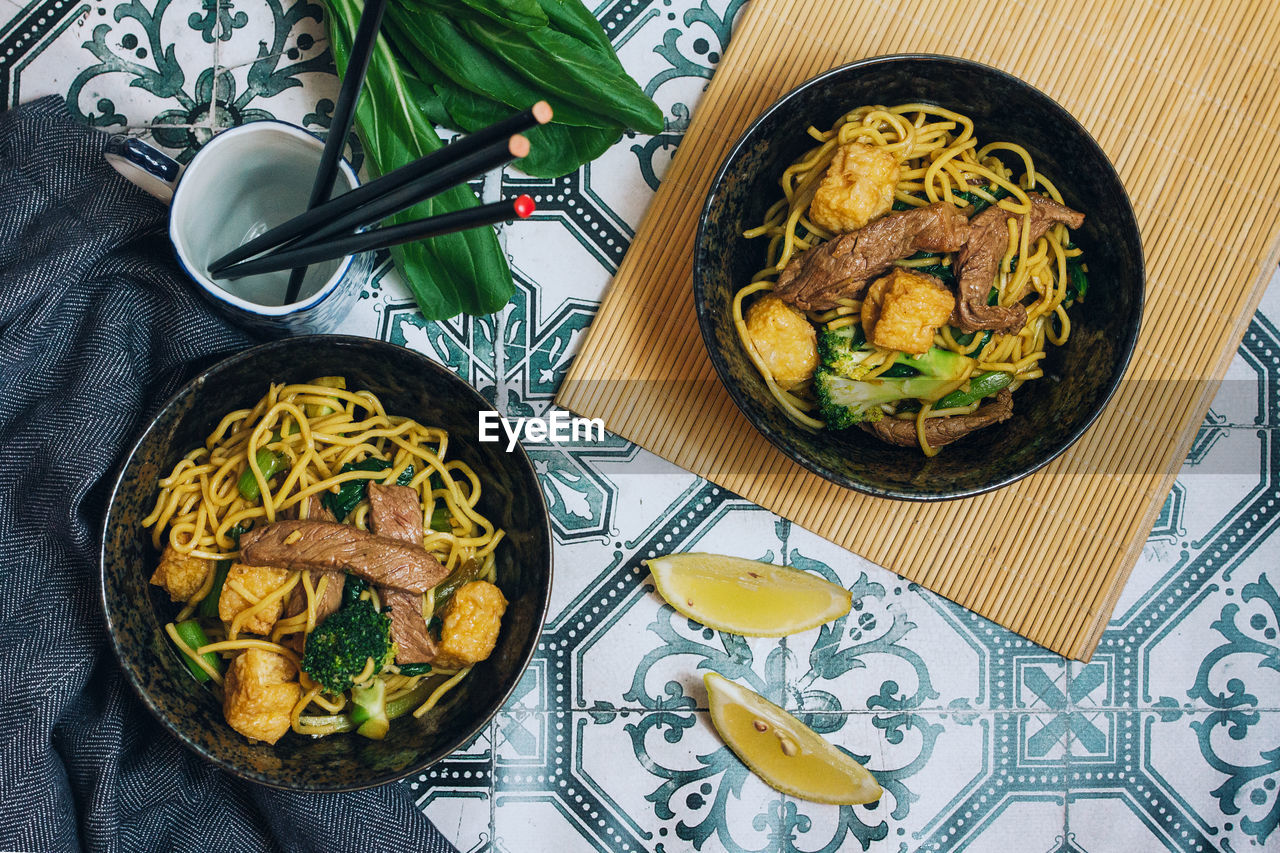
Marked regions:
[277,497,341,652]
[773,203,970,312]
[952,193,1085,334]
[381,588,438,663]
[862,388,1014,448]
[367,483,437,664]
[283,493,338,523]
[366,483,423,547]
[240,520,448,594]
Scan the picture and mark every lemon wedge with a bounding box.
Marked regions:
[704,672,882,805]
[645,553,851,636]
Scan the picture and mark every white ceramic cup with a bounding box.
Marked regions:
[105,121,373,335]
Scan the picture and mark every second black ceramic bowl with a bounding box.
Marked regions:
[693,55,1143,500]
[101,335,552,790]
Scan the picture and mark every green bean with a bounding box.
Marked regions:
[431,558,485,613]
[173,620,221,682]
[934,371,1013,410]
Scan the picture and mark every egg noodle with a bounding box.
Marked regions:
[735,103,1084,454]
[142,380,503,736]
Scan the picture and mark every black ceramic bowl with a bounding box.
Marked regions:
[694,55,1143,500]
[100,335,552,790]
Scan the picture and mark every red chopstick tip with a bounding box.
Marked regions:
[513,195,536,219]
[508,134,531,158]
[531,101,553,124]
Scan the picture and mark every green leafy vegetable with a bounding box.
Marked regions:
[432,0,547,30]
[341,573,369,608]
[321,458,415,521]
[418,64,623,177]
[1066,258,1088,302]
[326,0,662,318]
[951,328,992,351]
[327,0,514,320]
[452,16,662,133]
[385,6,610,128]
[908,261,956,286]
[954,185,1011,215]
[532,0,618,57]
[396,662,433,676]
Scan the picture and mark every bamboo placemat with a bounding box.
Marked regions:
[557,0,1280,660]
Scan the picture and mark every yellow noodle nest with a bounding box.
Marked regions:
[142,380,504,738]
[737,103,1083,454]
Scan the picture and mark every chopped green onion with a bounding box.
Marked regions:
[237,449,287,502]
[197,561,230,618]
[173,620,221,682]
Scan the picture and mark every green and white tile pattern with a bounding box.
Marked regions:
[5,0,1279,850]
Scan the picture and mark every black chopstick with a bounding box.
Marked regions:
[277,134,530,256]
[283,0,389,304]
[208,101,552,274]
[210,134,528,277]
[215,196,536,280]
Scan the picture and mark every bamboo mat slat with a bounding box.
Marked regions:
[556,0,1280,660]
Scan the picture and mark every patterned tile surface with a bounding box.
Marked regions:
[6,0,1279,850]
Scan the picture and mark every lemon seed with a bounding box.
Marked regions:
[753,719,769,732]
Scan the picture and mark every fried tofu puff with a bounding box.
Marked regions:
[744,295,819,389]
[218,563,293,635]
[222,648,302,744]
[149,545,213,603]
[432,581,508,670]
[809,142,900,233]
[862,268,956,354]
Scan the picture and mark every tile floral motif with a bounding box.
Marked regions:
[4,0,1280,849]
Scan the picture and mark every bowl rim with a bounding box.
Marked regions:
[98,334,554,791]
[692,52,1145,501]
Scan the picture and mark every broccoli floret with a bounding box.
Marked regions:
[817,325,866,372]
[350,679,389,740]
[820,325,974,383]
[301,598,395,694]
[897,347,973,380]
[815,364,975,430]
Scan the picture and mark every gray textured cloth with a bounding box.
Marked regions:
[0,97,457,853]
